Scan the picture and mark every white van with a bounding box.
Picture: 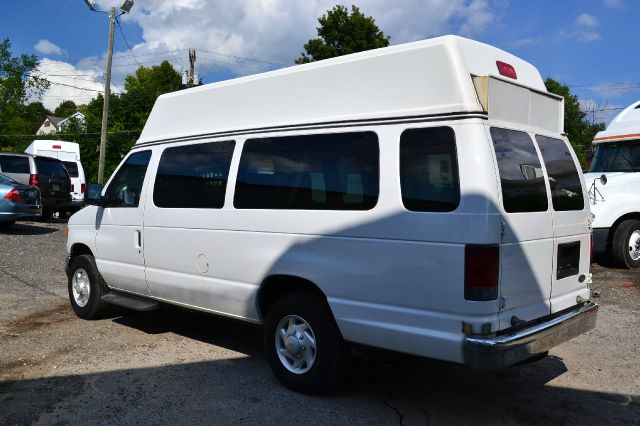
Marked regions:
[585,101,640,268]
[25,140,86,211]
[65,36,597,393]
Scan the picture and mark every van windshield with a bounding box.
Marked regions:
[62,161,79,177]
[589,140,640,173]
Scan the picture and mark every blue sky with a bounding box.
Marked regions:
[2,0,638,123]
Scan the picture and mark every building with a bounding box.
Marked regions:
[36,112,86,135]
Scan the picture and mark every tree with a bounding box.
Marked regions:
[295,5,389,64]
[54,100,78,118]
[545,77,605,167]
[0,38,49,149]
[59,61,182,182]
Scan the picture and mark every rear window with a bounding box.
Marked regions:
[234,132,379,210]
[35,158,69,179]
[490,127,548,213]
[62,161,79,178]
[535,135,584,211]
[0,155,30,174]
[400,127,460,212]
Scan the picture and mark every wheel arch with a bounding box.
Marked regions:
[69,243,94,262]
[608,212,640,245]
[257,274,330,321]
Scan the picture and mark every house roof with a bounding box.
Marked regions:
[45,116,64,127]
[58,112,86,127]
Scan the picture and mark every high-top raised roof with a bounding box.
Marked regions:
[137,35,545,145]
[593,100,640,143]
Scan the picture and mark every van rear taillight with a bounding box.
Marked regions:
[496,61,517,80]
[465,245,499,301]
[29,173,39,186]
[81,183,86,194]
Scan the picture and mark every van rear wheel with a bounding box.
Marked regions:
[611,219,640,269]
[264,292,348,394]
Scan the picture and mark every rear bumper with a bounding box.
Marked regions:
[463,302,598,369]
[0,207,42,222]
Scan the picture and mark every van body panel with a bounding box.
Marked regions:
[66,36,596,372]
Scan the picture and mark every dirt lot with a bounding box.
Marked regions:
[1,221,639,425]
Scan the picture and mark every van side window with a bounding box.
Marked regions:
[400,127,460,212]
[535,135,584,211]
[490,127,548,213]
[234,132,379,210]
[154,141,235,208]
[104,150,152,208]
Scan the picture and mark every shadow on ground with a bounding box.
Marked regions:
[2,307,637,425]
[0,222,59,235]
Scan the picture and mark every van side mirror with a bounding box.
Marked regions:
[86,183,104,206]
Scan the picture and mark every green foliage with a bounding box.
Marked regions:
[295,5,389,64]
[57,60,182,182]
[53,100,78,118]
[545,77,605,167]
[0,38,50,150]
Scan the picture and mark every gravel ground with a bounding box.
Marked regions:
[1,221,639,425]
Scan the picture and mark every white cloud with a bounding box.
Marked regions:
[562,13,601,42]
[34,0,501,110]
[575,13,599,29]
[94,0,499,74]
[603,0,623,9]
[31,59,106,110]
[34,39,64,56]
[510,37,543,47]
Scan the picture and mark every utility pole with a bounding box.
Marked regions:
[84,0,134,184]
[98,7,116,185]
[188,49,196,88]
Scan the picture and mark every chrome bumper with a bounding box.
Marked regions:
[464,302,598,369]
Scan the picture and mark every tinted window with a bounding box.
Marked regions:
[35,158,69,179]
[400,127,460,212]
[0,156,30,174]
[234,132,379,210]
[536,135,584,211]
[589,140,640,173]
[62,161,79,178]
[154,141,235,208]
[490,128,548,213]
[104,151,152,207]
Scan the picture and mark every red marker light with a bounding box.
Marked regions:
[496,61,517,79]
[53,145,61,149]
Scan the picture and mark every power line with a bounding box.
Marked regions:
[116,17,141,67]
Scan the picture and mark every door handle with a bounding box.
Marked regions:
[134,230,142,251]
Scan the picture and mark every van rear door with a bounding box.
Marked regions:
[535,135,591,313]
[490,127,553,330]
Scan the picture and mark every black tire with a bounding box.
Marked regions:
[611,219,640,269]
[264,292,348,394]
[67,254,110,319]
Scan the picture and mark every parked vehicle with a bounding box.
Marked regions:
[66,35,598,393]
[0,172,42,228]
[0,152,72,218]
[585,100,640,268]
[25,140,86,212]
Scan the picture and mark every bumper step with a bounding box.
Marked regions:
[101,292,159,312]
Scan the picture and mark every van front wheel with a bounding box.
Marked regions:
[264,292,348,394]
[612,219,640,269]
[68,254,110,319]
